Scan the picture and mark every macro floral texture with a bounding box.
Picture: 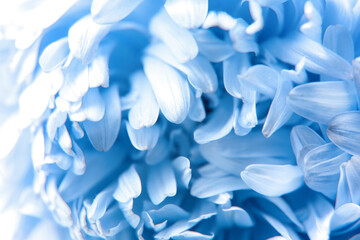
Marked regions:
[1,0,360,239]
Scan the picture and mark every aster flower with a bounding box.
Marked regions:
[2,0,360,239]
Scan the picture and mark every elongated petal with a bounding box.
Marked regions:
[39,37,69,72]
[238,65,279,97]
[194,95,234,144]
[68,15,112,64]
[172,156,191,188]
[323,25,354,63]
[261,213,301,240]
[263,78,293,137]
[126,122,160,151]
[337,156,360,206]
[164,0,208,29]
[47,109,67,140]
[143,56,190,124]
[218,206,253,228]
[241,164,303,197]
[147,162,177,205]
[172,231,214,240]
[223,53,251,99]
[113,165,142,203]
[88,54,109,88]
[230,19,259,53]
[263,32,353,80]
[149,9,198,63]
[129,72,159,129]
[287,81,357,124]
[303,143,349,199]
[328,111,360,156]
[199,129,295,175]
[69,88,105,122]
[193,29,235,62]
[330,203,360,232]
[191,175,248,198]
[290,125,325,158]
[83,86,121,152]
[188,90,205,122]
[91,0,143,24]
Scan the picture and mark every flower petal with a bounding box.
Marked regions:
[263,32,353,80]
[323,25,354,63]
[287,81,358,124]
[218,206,254,228]
[91,0,143,24]
[83,86,121,152]
[172,156,191,189]
[330,203,360,232]
[194,95,234,144]
[190,175,248,199]
[88,53,109,88]
[143,56,190,124]
[113,165,142,203]
[39,37,69,72]
[230,18,259,53]
[147,162,177,205]
[241,164,303,197]
[290,125,325,159]
[68,15,112,64]
[328,111,360,156]
[164,0,208,29]
[149,9,198,63]
[126,122,160,151]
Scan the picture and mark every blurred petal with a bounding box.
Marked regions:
[230,19,259,53]
[328,111,360,156]
[241,164,303,197]
[188,90,205,122]
[91,0,143,24]
[218,206,253,228]
[323,25,354,63]
[149,9,198,63]
[147,162,177,205]
[39,37,69,72]
[143,56,190,124]
[287,81,357,124]
[164,0,208,29]
[83,86,121,152]
[88,53,109,88]
[172,231,214,240]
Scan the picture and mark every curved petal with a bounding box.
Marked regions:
[194,95,234,144]
[290,125,325,159]
[323,25,354,63]
[241,164,303,197]
[330,203,360,232]
[143,56,190,124]
[218,206,254,228]
[147,162,177,205]
[88,53,109,88]
[126,122,160,151]
[83,86,121,152]
[164,0,208,29]
[263,32,353,80]
[113,165,142,203]
[149,9,198,63]
[287,81,357,124]
[230,18,259,53]
[91,0,143,24]
[39,37,69,72]
[172,156,191,189]
[328,111,360,156]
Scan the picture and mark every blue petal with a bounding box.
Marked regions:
[194,95,234,144]
[150,9,198,63]
[46,109,67,140]
[172,156,191,189]
[143,56,190,124]
[68,15,112,64]
[263,32,353,80]
[193,29,235,62]
[302,143,349,199]
[128,72,159,129]
[164,0,208,29]
[323,25,354,63]
[126,122,160,151]
[86,186,115,222]
[88,53,109,88]
[218,206,254,228]
[229,19,259,53]
[91,0,143,24]
[236,92,257,129]
[241,164,303,197]
[83,86,121,152]
[223,53,251,99]
[246,0,264,35]
[113,165,142,203]
[145,138,171,165]
[190,175,248,199]
[287,81,358,124]
[263,77,293,137]
[172,231,214,240]
[39,37,69,72]
[330,203,360,233]
[147,162,177,205]
[290,125,325,159]
[328,111,360,156]
[281,58,307,84]
[199,129,295,175]
[69,88,105,122]
[58,125,72,154]
[299,1,322,42]
[188,90,206,122]
[238,64,279,97]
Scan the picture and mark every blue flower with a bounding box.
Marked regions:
[2,0,360,239]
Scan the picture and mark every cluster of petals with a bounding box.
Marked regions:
[1,0,360,239]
